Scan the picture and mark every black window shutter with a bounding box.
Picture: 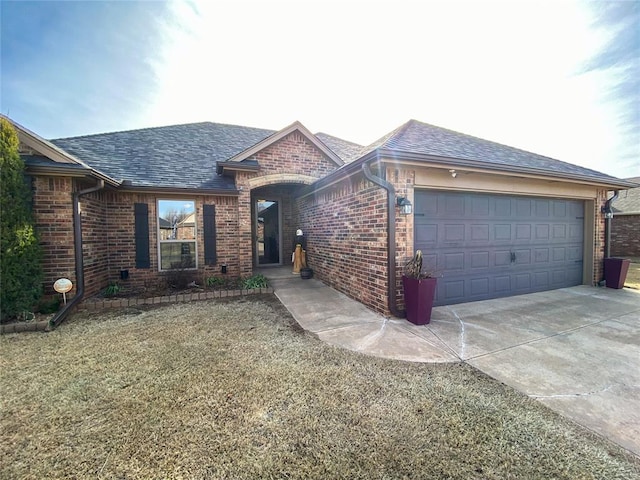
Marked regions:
[203,204,217,265]
[134,203,150,268]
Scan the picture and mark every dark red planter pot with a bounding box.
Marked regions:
[604,258,631,289]
[402,275,437,325]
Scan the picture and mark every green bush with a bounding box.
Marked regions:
[242,274,268,290]
[0,118,43,321]
[205,276,225,287]
[103,282,122,297]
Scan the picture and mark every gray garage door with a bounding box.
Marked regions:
[414,191,584,306]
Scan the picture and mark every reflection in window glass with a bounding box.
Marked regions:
[158,200,196,270]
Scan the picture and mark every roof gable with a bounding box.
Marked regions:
[226,121,343,166]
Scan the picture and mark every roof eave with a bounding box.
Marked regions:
[25,163,120,186]
[216,161,260,174]
[4,115,121,186]
[375,149,637,189]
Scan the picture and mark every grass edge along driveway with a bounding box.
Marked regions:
[2,296,639,479]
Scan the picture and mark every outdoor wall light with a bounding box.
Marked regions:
[397,196,413,215]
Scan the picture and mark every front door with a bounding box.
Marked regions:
[255,198,281,265]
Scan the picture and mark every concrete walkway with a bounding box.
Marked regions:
[260,266,640,457]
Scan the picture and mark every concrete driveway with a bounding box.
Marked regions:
[264,268,640,457]
[427,285,640,457]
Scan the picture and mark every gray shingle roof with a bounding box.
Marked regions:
[361,119,625,184]
[314,133,363,162]
[612,177,640,214]
[51,122,277,190]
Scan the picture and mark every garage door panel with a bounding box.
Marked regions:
[569,224,583,240]
[516,224,532,240]
[444,195,465,216]
[567,246,583,261]
[443,280,465,302]
[553,201,566,216]
[472,197,490,215]
[495,275,511,293]
[415,191,584,306]
[534,271,550,287]
[471,251,490,268]
[535,248,550,263]
[470,278,489,295]
[444,224,465,242]
[415,224,437,244]
[495,198,511,216]
[444,253,464,270]
[471,224,490,241]
[494,224,512,240]
[515,273,531,290]
[535,224,550,239]
[553,224,567,239]
[516,199,532,217]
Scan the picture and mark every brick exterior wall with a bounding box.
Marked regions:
[297,172,390,315]
[235,132,341,275]
[611,214,640,257]
[31,179,244,298]
[103,192,242,292]
[296,165,415,317]
[389,166,415,312]
[250,132,339,179]
[79,184,109,296]
[32,176,76,296]
[28,130,340,301]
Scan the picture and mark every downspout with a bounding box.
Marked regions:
[362,162,405,318]
[48,179,105,329]
[603,190,619,259]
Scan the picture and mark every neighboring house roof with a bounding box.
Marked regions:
[178,212,196,226]
[612,176,640,214]
[50,122,277,191]
[357,119,632,186]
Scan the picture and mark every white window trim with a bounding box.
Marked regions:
[157,199,198,271]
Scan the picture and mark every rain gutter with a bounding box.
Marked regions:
[49,179,105,329]
[361,162,405,318]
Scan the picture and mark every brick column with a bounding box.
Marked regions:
[593,189,607,284]
[235,172,255,277]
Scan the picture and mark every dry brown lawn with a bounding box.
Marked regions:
[2,296,639,479]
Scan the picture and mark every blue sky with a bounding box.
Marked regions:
[1,0,638,178]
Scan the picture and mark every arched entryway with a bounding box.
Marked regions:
[249,175,316,267]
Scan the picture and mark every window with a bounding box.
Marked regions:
[158,199,196,270]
